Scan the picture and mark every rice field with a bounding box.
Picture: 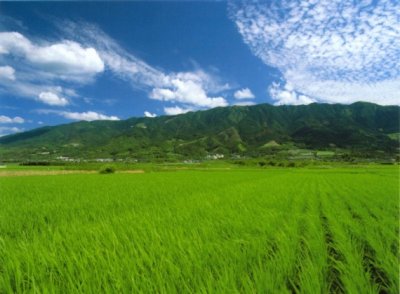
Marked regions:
[0,166,398,293]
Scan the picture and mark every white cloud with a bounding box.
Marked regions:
[37,109,119,121]
[0,21,230,114]
[0,66,16,80]
[100,50,166,90]
[0,31,104,108]
[59,22,229,110]
[233,101,256,106]
[29,41,104,76]
[164,106,193,115]
[269,83,315,105]
[38,92,69,106]
[284,71,400,105]
[107,53,228,108]
[59,22,165,88]
[230,0,400,105]
[0,81,78,109]
[59,111,119,121]
[144,111,156,118]
[0,115,24,123]
[0,32,31,54]
[0,126,23,137]
[234,88,255,99]
[0,32,104,77]
[150,72,228,108]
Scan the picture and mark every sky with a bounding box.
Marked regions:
[0,0,399,136]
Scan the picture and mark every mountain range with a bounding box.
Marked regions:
[0,102,399,162]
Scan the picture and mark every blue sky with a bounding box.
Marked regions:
[0,0,399,136]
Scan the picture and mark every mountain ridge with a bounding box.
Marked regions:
[0,102,399,161]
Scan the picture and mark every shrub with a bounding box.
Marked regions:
[258,161,266,167]
[233,160,246,166]
[20,161,51,166]
[99,165,116,174]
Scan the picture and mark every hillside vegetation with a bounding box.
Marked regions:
[0,102,398,161]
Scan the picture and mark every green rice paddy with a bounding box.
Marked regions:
[0,166,398,293]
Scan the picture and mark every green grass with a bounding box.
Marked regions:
[388,133,399,141]
[0,166,398,293]
[316,150,335,157]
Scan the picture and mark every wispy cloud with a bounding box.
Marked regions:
[38,109,119,121]
[60,111,119,121]
[0,66,15,81]
[59,21,229,112]
[1,18,232,120]
[0,31,104,107]
[233,101,256,106]
[230,0,400,105]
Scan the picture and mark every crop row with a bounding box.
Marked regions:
[0,167,398,293]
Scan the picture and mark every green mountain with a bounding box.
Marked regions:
[0,102,399,161]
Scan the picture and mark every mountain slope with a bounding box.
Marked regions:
[0,102,398,161]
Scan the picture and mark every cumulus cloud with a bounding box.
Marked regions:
[0,66,16,80]
[38,92,69,106]
[29,41,104,76]
[0,31,104,108]
[164,106,193,115]
[59,21,165,88]
[0,20,230,118]
[0,126,23,137]
[0,32,31,54]
[144,111,157,118]
[269,83,315,105]
[150,71,228,108]
[0,115,24,123]
[234,88,255,99]
[0,32,104,77]
[60,21,229,110]
[230,0,400,105]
